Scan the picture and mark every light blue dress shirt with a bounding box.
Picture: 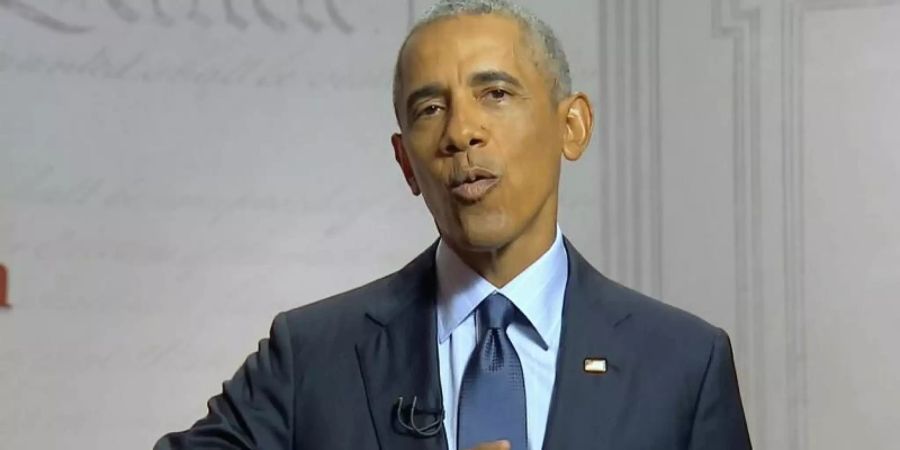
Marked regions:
[436,226,568,450]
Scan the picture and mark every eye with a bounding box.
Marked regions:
[417,104,442,118]
[485,88,510,101]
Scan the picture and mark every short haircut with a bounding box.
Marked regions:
[392,0,573,121]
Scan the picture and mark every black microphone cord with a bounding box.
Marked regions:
[395,396,444,438]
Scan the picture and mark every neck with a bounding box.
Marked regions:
[447,201,558,288]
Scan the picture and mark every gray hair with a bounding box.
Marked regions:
[392,0,572,120]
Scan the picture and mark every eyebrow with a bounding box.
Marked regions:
[469,70,524,89]
[404,70,525,115]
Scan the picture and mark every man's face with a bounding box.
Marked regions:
[392,14,570,252]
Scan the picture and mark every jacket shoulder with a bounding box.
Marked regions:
[565,239,722,343]
[623,282,717,331]
[278,270,396,342]
[599,276,725,352]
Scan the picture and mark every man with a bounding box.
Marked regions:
[155,1,751,449]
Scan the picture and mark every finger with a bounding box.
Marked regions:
[469,440,511,450]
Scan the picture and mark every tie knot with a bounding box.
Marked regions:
[478,292,516,330]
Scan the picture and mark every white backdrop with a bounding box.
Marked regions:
[1,0,898,449]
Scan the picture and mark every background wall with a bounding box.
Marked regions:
[1,0,898,448]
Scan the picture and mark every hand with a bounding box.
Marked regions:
[467,440,511,450]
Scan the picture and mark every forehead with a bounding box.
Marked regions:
[399,14,538,87]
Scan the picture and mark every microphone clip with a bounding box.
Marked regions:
[394,395,444,438]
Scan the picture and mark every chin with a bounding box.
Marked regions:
[452,211,517,251]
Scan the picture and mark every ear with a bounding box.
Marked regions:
[557,92,594,161]
[391,133,421,196]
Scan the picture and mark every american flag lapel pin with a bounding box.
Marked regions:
[583,357,608,374]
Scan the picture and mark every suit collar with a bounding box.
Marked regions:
[356,239,449,450]
[435,226,567,350]
[362,235,630,328]
[362,239,440,327]
[356,237,637,450]
[541,238,635,449]
[560,236,633,328]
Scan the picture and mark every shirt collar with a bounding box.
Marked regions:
[435,225,568,350]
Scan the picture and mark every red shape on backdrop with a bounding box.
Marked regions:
[0,263,7,308]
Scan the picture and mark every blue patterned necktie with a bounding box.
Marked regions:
[457,292,528,450]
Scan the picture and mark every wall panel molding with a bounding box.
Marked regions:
[781,1,900,448]
[711,0,766,441]
[597,0,663,297]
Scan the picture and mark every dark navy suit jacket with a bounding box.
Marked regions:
[155,239,752,449]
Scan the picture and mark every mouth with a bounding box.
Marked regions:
[449,168,500,203]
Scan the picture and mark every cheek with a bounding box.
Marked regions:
[404,137,443,180]
[499,119,560,196]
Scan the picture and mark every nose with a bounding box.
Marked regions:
[440,98,488,154]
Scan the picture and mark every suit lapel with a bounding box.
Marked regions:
[356,242,449,450]
[542,240,635,450]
